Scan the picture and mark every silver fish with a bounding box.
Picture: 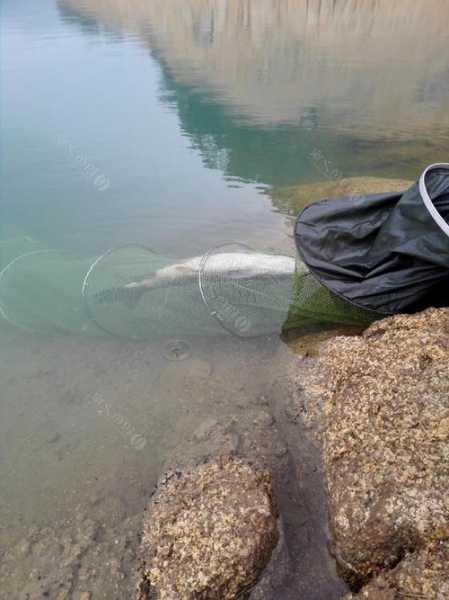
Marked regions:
[93,252,296,308]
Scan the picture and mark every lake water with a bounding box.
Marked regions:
[1,1,448,598]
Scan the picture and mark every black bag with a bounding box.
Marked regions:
[295,163,449,315]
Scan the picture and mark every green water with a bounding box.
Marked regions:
[2,0,448,256]
[1,1,448,598]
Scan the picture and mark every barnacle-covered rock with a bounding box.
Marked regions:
[343,540,449,599]
[321,308,449,583]
[137,456,279,599]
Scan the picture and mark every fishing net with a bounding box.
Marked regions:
[285,267,376,332]
[296,163,449,314]
[0,236,376,340]
[0,239,93,335]
[82,244,224,340]
[4,164,445,339]
[199,242,295,337]
[199,243,375,337]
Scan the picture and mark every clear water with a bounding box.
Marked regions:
[1,1,448,598]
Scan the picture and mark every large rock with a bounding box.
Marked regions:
[344,540,449,600]
[137,456,279,599]
[320,308,449,583]
[154,402,347,600]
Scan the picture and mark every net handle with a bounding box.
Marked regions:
[419,163,449,239]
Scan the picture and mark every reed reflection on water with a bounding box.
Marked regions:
[61,0,449,140]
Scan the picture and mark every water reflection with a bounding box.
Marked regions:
[59,0,449,191]
[61,0,449,136]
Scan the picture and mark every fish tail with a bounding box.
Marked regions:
[92,285,146,309]
[122,286,146,309]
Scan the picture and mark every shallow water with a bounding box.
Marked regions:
[1,1,448,598]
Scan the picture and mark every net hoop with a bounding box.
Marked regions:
[419,162,449,239]
[198,241,278,339]
[0,249,56,333]
[81,243,157,339]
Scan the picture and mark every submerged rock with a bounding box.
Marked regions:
[273,176,412,214]
[320,308,449,583]
[344,540,449,600]
[137,456,279,599]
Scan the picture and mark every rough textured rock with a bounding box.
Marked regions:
[158,402,347,600]
[137,456,279,599]
[320,308,449,583]
[344,540,449,600]
[273,176,412,214]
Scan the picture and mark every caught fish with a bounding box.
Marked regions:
[93,252,296,309]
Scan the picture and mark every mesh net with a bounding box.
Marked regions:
[0,239,92,335]
[285,268,377,331]
[83,245,225,340]
[199,243,297,338]
[0,237,377,340]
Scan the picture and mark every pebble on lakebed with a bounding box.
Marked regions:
[319,308,449,587]
[136,456,279,600]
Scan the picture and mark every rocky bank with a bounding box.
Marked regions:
[136,307,449,599]
[309,307,449,599]
[136,389,347,600]
[344,539,449,599]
